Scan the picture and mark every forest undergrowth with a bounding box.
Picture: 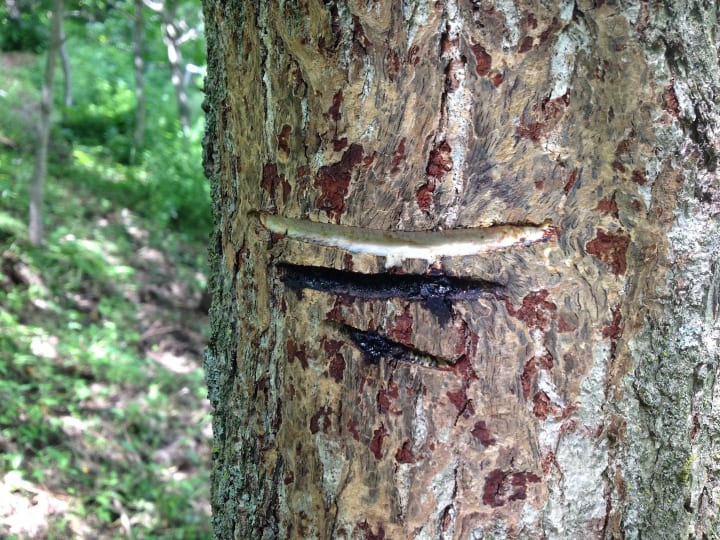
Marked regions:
[0,42,213,539]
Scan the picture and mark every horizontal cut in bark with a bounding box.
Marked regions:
[336,323,451,368]
[253,211,557,266]
[278,264,504,324]
[278,264,503,299]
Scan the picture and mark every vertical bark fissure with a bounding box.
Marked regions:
[258,2,274,161]
[29,0,63,246]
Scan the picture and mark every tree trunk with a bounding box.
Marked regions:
[202,1,720,538]
[58,13,71,108]
[29,0,62,246]
[161,0,190,134]
[131,0,146,162]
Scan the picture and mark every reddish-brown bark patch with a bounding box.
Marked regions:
[377,382,399,414]
[471,421,496,446]
[286,339,308,369]
[518,35,534,53]
[440,32,458,55]
[417,141,452,211]
[542,452,558,473]
[352,15,371,50]
[663,84,680,117]
[385,48,401,81]
[612,160,627,173]
[315,143,364,222]
[416,183,435,211]
[277,124,291,153]
[391,137,406,173]
[407,44,420,65]
[520,353,553,400]
[515,122,545,142]
[426,141,453,178]
[323,339,346,383]
[395,441,416,464]
[369,424,388,459]
[261,163,291,207]
[527,13,538,29]
[556,315,575,332]
[391,306,413,346]
[563,167,578,193]
[521,361,538,400]
[455,320,479,358]
[602,304,623,341]
[539,17,560,44]
[483,469,540,507]
[310,405,332,434]
[533,391,561,420]
[509,472,541,502]
[491,72,504,87]
[333,137,348,151]
[540,94,569,119]
[447,387,474,415]
[509,289,557,331]
[284,471,295,485]
[325,295,354,324]
[586,229,630,275]
[560,418,579,434]
[328,353,345,384]
[355,521,386,540]
[347,418,360,441]
[517,95,569,143]
[327,89,343,122]
[631,169,647,185]
[451,354,479,383]
[470,43,492,75]
[343,253,354,271]
[615,138,632,157]
[595,195,619,218]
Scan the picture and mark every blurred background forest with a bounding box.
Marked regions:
[0,0,213,537]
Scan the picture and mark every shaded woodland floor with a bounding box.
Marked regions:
[0,39,213,537]
[0,185,212,538]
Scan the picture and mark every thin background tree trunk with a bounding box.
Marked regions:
[29,0,62,246]
[161,0,190,134]
[202,1,720,538]
[58,13,71,108]
[131,0,146,163]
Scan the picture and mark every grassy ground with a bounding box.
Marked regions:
[0,53,213,539]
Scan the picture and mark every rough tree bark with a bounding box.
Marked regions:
[29,0,62,246]
[202,1,720,538]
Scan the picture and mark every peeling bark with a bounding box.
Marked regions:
[202,1,720,538]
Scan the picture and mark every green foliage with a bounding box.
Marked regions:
[0,2,211,537]
[0,1,49,53]
[0,162,212,537]
[50,17,212,235]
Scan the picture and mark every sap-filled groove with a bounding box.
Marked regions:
[277,263,505,324]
